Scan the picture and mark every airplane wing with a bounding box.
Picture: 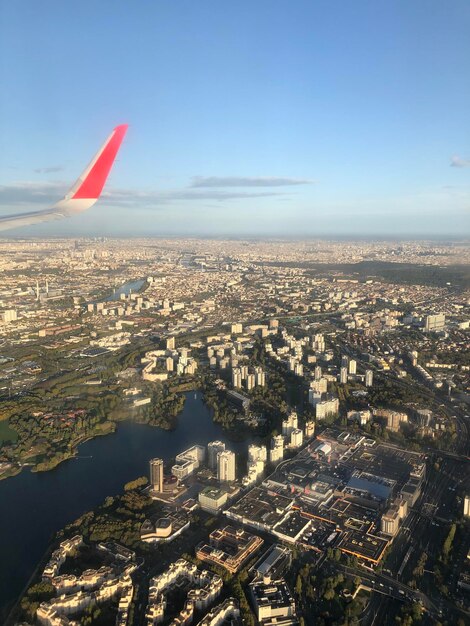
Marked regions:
[0,124,128,232]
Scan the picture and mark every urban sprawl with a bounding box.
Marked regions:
[0,237,469,626]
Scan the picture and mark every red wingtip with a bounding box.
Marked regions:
[72,125,128,200]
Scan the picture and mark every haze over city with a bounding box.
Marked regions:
[1,3,470,626]
[1,1,470,237]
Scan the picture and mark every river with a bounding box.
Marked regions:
[0,392,247,620]
[105,278,146,302]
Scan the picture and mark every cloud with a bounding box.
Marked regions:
[0,181,67,206]
[450,156,470,168]
[190,176,312,188]
[34,166,64,174]
[0,181,289,210]
[103,187,288,205]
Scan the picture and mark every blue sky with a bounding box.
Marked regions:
[0,0,469,237]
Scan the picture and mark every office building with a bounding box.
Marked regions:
[381,507,400,537]
[172,445,205,480]
[249,576,297,624]
[218,450,236,482]
[150,458,164,493]
[176,445,205,466]
[227,390,251,413]
[197,526,263,575]
[198,486,229,514]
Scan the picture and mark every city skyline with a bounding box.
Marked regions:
[1,1,469,237]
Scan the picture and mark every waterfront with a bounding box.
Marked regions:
[0,392,245,620]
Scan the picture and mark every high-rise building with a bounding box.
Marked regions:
[315,397,339,420]
[381,507,400,536]
[424,313,445,332]
[217,450,236,482]
[248,444,267,464]
[270,435,284,464]
[149,458,164,492]
[464,495,470,518]
[348,359,357,375]
[290,428,303,448]
[365,369,373,387]
[310,378,328,394]
[231,323,243,334]
[232,368,242,388]
[294,362,303,377]
[312,333,325,352]
[304,421,315,438]
[246,373,256,390]
[254,367,266,387]
[341,355,349,367]
[340,367,348,384]
[308,389,322,406]
[208,441,226,470]
[166,336,175,350]
[314,365,322,381]
[282,412,298,436]
[240,365,249,380]
[347,410,371,425]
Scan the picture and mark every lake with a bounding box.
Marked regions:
[0,392,247,620]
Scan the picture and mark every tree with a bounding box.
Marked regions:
[441,523,456,561]
[124,475,148,491]
[323,587,335,601]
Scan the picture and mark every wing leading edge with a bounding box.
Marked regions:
[0,124,128,232]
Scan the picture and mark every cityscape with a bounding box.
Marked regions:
[1,2,470,626]
[0,236,468,626]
